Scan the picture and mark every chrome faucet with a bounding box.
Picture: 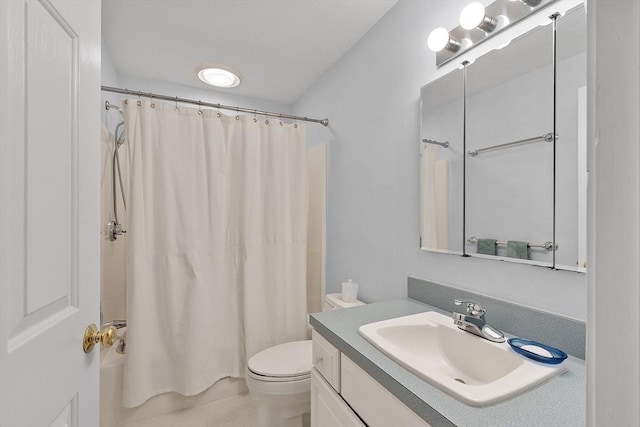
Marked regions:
[116,331,127,354]
[452,299,505,343]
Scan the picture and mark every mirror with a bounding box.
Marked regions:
[555,6,587,271]
[420,69,464,254]
[419,5,586,272]
[465,19,554,266]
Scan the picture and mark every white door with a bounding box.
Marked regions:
[0,0,101,426]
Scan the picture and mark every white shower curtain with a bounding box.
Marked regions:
[122,100,308,408]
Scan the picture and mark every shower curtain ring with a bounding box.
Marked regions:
[150,93,155,109]
[136,91,142,106]
[235,106,240,120]
[174,96,179,111]
[198,101,203,115]
[253,109,257,123]
[217,103,221,118]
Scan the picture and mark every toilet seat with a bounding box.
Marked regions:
[247,340,312,381]
[247,369,310,383]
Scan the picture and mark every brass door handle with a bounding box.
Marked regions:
[83,323,117,353]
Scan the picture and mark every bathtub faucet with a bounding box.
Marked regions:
[103,319,127,329]
[116,331,127,354]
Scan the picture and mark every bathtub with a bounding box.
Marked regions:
[100,328,248,427]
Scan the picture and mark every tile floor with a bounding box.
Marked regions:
[119,393,258,427]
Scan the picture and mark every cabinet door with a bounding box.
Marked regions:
[311,368,365,427]
[341,355,431,427]
[312,329,341,391]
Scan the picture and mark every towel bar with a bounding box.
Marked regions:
[422,138,450,148]
[467,236,557,251]
[467,133,557,157]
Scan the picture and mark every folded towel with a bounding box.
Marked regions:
[477,238,497,255]
[507,240,529,260]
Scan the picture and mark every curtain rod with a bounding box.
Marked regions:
[101,86,329,127]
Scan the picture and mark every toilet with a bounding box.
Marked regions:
[246,293,365,427]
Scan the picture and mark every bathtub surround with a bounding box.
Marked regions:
[123,100,308,407]
[101,124,129,322]
[306,144,327,314]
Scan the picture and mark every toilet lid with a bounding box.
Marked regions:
[247,340,312,378]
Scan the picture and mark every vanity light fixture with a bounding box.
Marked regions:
[459,2,497,32]
[428,0,556,67]
[427,27,462,52]
[196,64,242,88]
[510,0,543,7]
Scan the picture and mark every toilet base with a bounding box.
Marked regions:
[252,387,310,427]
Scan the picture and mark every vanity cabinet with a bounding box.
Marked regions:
[341,355,430,427]
[312,329,341,391]
[311,369,364,427]
[311,330,430,427]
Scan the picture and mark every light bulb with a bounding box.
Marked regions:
[427,28,451,52]
[460,2,486,29]
[459,2,497,32]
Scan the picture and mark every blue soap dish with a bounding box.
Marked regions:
[507,338,567,364]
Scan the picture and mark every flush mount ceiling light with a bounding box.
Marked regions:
[428,27,462,52]
[459,2,497,32]
[196,65,242,88]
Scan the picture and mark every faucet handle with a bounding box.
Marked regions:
[454,299,486,317]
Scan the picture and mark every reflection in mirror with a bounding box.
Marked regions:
[420,69,464,254]
[555,6,586,271]
[465,22,554,266]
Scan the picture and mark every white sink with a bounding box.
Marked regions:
[358,311,567,407]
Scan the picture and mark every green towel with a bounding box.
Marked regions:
[477,238,497,255]
[507,240,529,260]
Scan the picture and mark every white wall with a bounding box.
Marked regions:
[587,0,640,424]
[101,39,122,134]
[294,0,587,320]
[101,33,293,132]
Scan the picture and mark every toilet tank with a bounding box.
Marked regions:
[323,293,365,311]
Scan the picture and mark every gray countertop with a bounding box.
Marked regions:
[309,298,586,427]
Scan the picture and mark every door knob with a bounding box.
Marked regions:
[83,323,117,353]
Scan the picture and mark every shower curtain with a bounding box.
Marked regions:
[421,145,449,250]
[122,100,308,408]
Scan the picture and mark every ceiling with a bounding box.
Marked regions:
[102,0,399,104]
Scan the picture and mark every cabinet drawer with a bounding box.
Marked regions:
[312,330,341,392]
[311,368,365,427]
[341,354,431,427]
